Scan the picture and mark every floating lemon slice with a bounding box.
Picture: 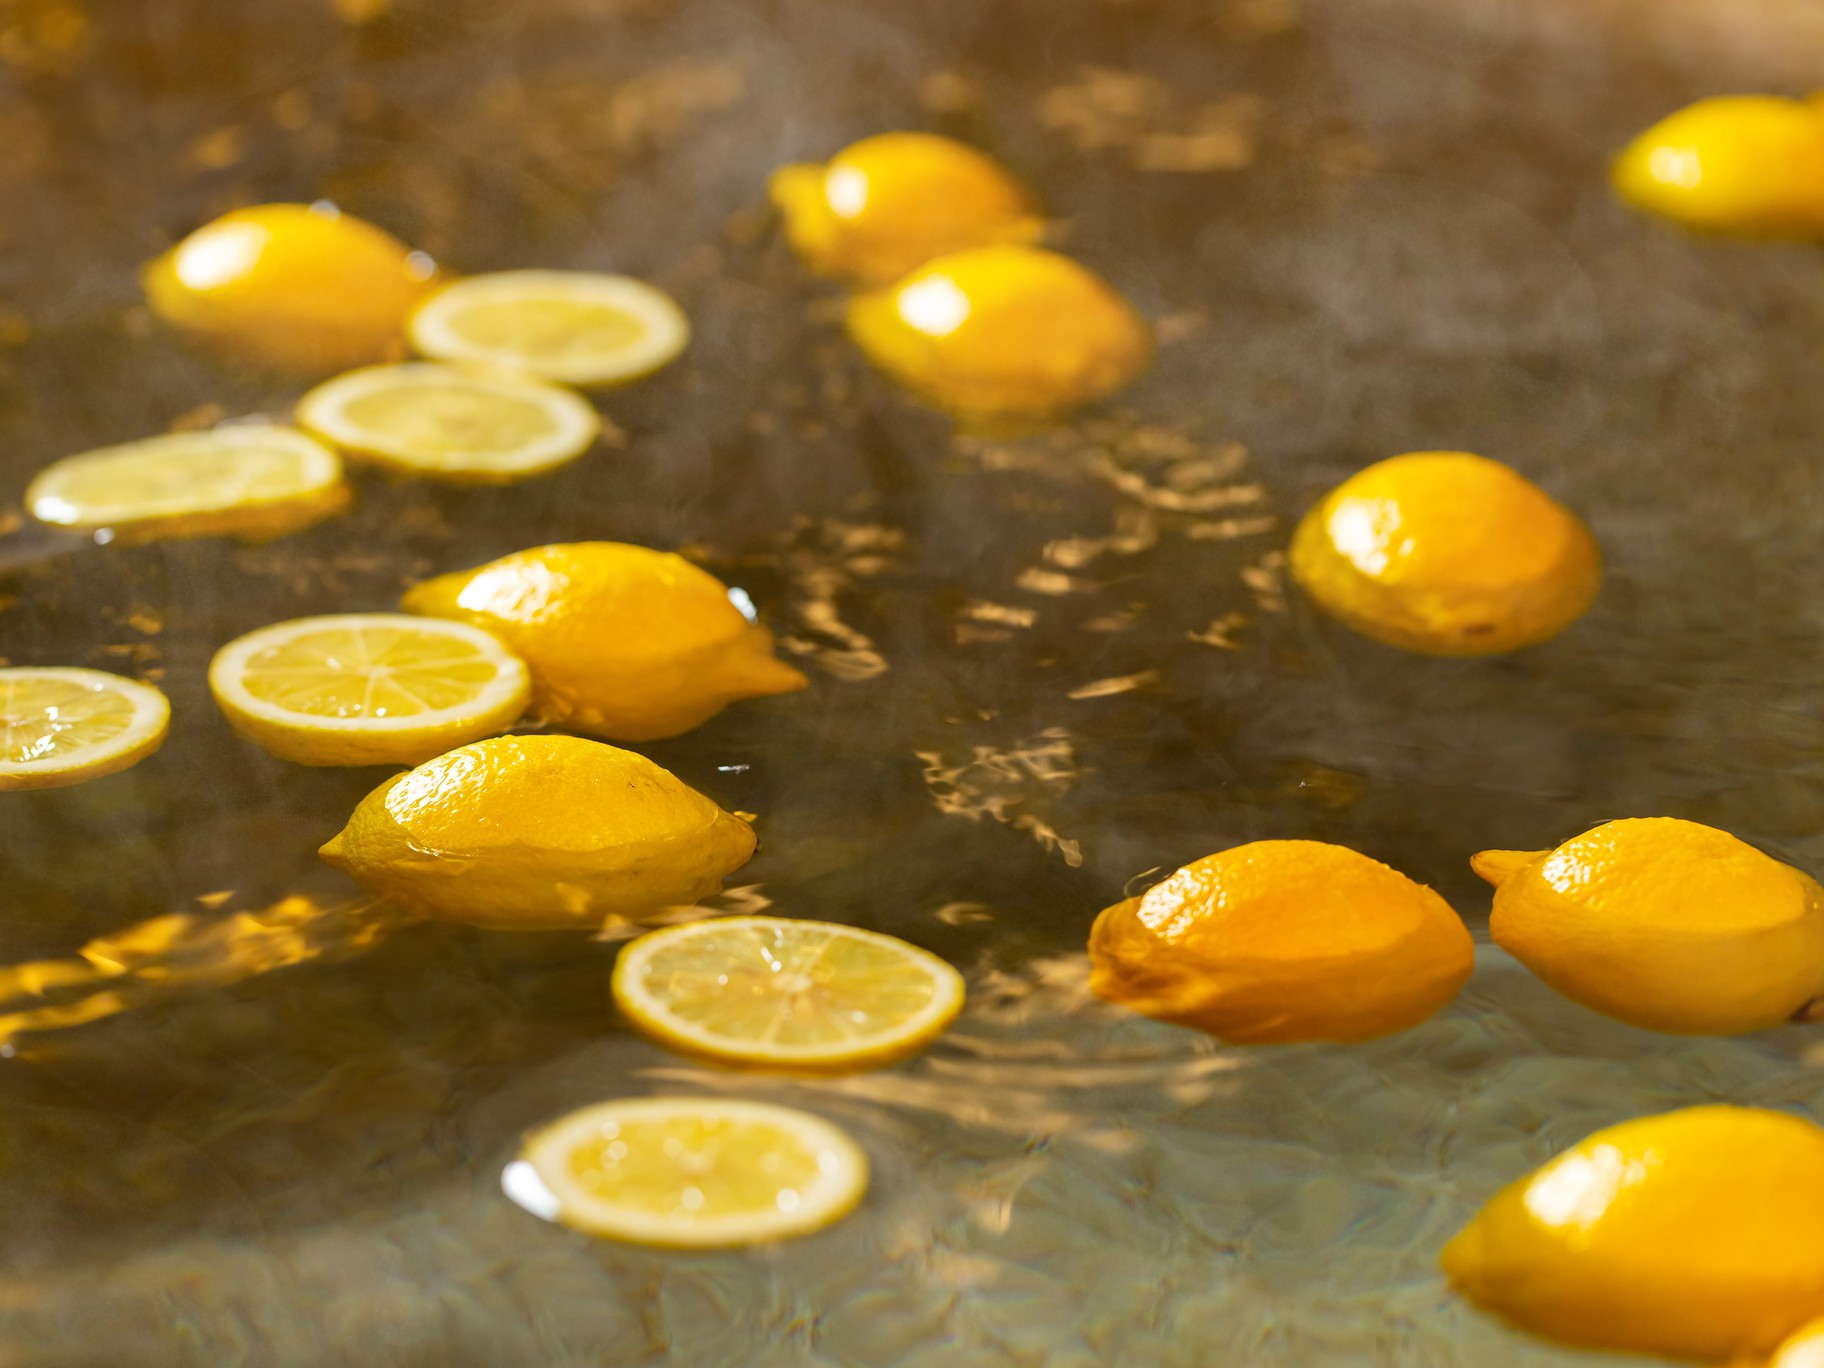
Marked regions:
[613,916,965,1071]
[408,270,689,387]
[510,1096,868,1248]
[296,362,601,483]
[209,613,531,766]
[26,425,348,543]
[0,668,171,791]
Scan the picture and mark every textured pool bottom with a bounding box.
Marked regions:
[5,946,1808,1366]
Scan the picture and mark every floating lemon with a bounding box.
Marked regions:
[510,1096,867,1248]
[1290,451,1601,656]
[26,425,348,543]
[143,202,437,374]
[770,132,1044,285]
[0,668,170,791]
[1089,839,1473,1044]
[1473,817,1824,1034]
[1443,1105,1824,1361]
[402,541,808,741]
[296,362,600,483]
[408,270,689,388]
[209,613,531,767]
[1614,95,1824,238]
[846,245,1151,419]
[613,916,965,1072]
[319,734,756,929]
[1771,1315,1824,1367]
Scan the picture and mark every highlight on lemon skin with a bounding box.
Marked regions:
[1088,839,1474,1045]
[770,131,1044,286]
[1473,816,1824,1035]
[1770,1314,1824,1367]
[1442,1105,1824,1362]
[1613,95,1824,238]
[402,541,808,741]
[319,733,756,930]
[845,244,1152,420]
[143,202,437,376]
[1289,451,1601,656]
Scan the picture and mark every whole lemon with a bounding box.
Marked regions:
[1289,451,1600,656]
[770,132,1044,286]
[1443,1105,1824,1361]
[401,542,808,741]
[1613,96,1824,238]
[144,202,437,375]
[1088,840,1474,1044]
[846,245,1151,420]
[319,734,755,929]
[1473,817,1824,1035]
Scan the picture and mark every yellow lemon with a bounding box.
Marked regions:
[1613,95,1824,238]
[1473,817,1824,1034]
[318,734,755,929]
[845,244,1151,419]
[1770,1315,1824,1368]
[1442,1105,1824,1361]
[401,541,808,741]
[770,131,1044,285]
[1289,451,1601,656]
[0,668,170,791]
[1088,840,1474,1044]
[143,202,437,375]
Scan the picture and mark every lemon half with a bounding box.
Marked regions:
[0,668,170,791]
[613,916,966,1072]
[409,270,689,387]
[209,613,531,766]
[513,1096,868,1248]
[296,362,600,483]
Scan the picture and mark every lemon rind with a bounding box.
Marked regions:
[0,668,171,791]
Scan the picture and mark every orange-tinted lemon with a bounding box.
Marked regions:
[1289,451,1600,655]
[1613,96,1824,238]
[1443,1105,1824,1361]
[1088,839,1474,1044]
[1473,817,1824,1034]
[846,245,1151,420]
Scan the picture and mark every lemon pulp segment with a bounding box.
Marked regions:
[0,668,170,791]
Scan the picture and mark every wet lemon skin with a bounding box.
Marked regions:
[846,245,1151,420]
[144,203,435,375]
[402,542,807,741]
[319,734,755,929]
[1443,1105,1824,1361]
[1614,96,1824,238]
[1290,451,1600,656]
[1089,839,1473,1044]
[1474,817,1824,1035]
[770,132,1043,285]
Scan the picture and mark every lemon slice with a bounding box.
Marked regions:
[612,916,966,1071]
[408,270,689,387]
[25,425,347,542]
[0,668,171,791]
[295,362,601,483]
[209,613,531,766]
[510,1096,868,1247]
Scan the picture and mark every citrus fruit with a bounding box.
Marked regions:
[1289,451,1601,656]
[770,132,1044,285]
[26,424,347,543]
[142,202,437,374]
[401,541,808,741]
[209,613,531,767]
[1472,817,1824,1034]
[1088,839,1473,1044]
[408,270,689,388]
[1443,1105,1824,1361]
[1771,1315,1824,1368]
[1613,96,1824,238]
[319,734,756,929]
[846,244,1151,419]
[511,1096,867,1248]
[0,668,170,791]
[612,916,965,1072]
[296,362,600,483]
